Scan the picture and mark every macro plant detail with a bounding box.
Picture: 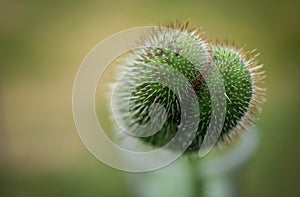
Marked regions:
[113,21,265,154]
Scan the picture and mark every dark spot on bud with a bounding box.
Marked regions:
[193,74,205,91]
[154,48,163,56]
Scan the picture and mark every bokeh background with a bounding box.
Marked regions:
[1,0,299,196]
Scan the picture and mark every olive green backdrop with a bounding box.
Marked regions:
[1,0,299,196]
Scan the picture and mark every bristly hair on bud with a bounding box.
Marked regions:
[112,21,265,154]
[209,42,266,147]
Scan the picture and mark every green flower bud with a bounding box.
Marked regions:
[113,22,265,154]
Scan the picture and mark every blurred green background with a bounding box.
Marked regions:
[1,0,299,196]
